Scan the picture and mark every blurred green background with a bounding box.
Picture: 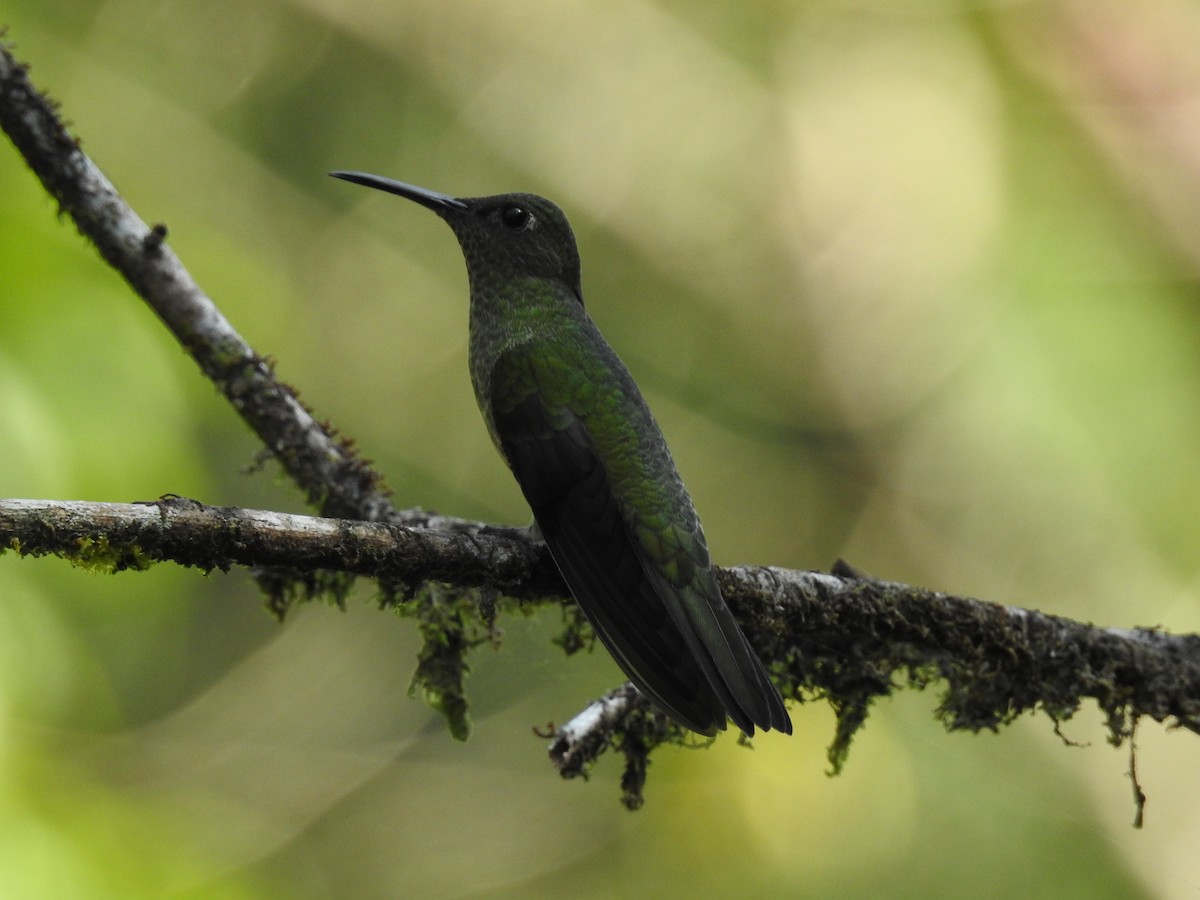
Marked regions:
[2,1,1199,897]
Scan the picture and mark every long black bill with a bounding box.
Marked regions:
[329,171,467,212]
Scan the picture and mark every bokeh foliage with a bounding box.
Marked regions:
[2,2,1199,897]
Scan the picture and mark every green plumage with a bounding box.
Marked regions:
[332,171,790,736]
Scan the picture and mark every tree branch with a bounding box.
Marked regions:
[1,38,1196,818]
[4,495,1198,815]
[0,498,556,597]
[1,36,421,526]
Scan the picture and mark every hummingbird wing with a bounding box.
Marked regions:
[489,348,790,736]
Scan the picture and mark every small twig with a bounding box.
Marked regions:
[549,683,644,778]
[1129,719,1146,829]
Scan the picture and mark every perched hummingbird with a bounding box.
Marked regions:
[331,171,791,737]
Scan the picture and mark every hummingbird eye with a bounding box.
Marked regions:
[499,205,533,231]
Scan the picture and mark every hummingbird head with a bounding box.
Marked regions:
[331,171,583,302]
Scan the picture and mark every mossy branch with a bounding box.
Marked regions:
[4,495,1198,817]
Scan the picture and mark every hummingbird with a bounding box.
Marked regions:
[331,171,791,737]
